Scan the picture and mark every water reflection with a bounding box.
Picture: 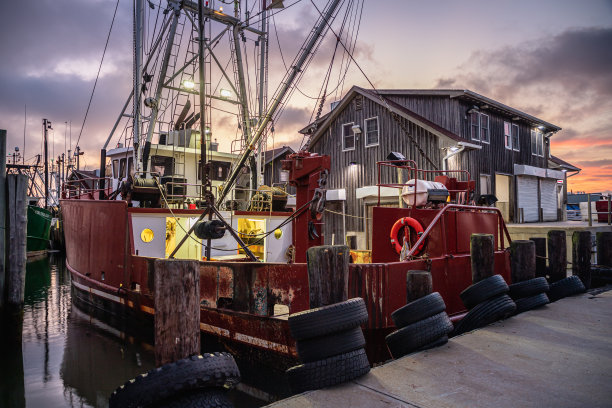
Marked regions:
[2,255,276,408]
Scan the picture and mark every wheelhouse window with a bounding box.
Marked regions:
[112,159,119,178]
[470,112,489,143]
[531,129,544,157]
[364,117,379,147]
[504,122,520,151]
[119,158,126,179]
[150,155,174,177]
[342,122,355,151]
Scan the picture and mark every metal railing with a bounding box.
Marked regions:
[376,160,472,207]
[63,176,112,200]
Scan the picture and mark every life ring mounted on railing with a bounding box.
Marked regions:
[390,217,425,255]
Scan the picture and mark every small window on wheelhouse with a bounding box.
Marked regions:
[151,155,174,177]
[119,158,126,178]
[128,157,134,178]
[112,159,119,178]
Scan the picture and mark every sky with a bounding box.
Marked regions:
[0,0,611,194]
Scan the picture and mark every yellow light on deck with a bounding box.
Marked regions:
[182,79,195,89]
[141,228,154,243]
[274,229,283,239]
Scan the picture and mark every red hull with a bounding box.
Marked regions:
[61,199,511,362]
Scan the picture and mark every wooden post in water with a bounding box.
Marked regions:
[406,270,432,303]
[0,129,6,309]
[510,240,536,283]
[6,174,28,306]
[547,230,567,283]
[154,259,200,367]
[470,233,495,283]
[596,232,612,267]
[572,231,592,289]
[306,245,350,308]
[530,237,547,279]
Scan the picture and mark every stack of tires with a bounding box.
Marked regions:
[109,353,240,408]
[385,292,453,359]
[286,298,371,394]
[453,274,516,336]
[508,277,550,314]
[547,275,586,302]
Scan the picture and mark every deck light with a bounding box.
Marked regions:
[538,125,545,130]
[183,79,195,89]
[220,89,232,98]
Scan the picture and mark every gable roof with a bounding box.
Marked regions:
[305,86,464,149]
[549,155,581,172]
[303,86,562,149]
[264,146,294,165]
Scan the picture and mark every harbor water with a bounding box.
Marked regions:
[0,255,287,408]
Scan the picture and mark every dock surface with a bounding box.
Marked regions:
[269,290,612,408]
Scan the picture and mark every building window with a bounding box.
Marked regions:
[364,117,379,147]
[470,112,489,143]
[531,129,544,157]
[342,122,355,151]
[480,174,491,195]
[504,122,520,151]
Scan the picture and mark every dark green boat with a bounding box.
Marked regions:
[27,205,53,256]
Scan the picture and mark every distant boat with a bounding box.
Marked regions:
[27,204,52,257]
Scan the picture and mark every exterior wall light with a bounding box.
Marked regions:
[351,124,362,134]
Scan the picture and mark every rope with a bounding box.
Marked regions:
[308,0,438,170]
[75,0,121,150]
[324,208,370,221]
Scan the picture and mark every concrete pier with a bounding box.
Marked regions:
[269,289,612,408]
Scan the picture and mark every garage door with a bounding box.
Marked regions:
[517,176,539,222]
[540,179,558,221]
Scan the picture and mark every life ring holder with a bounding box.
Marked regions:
[389,217,425,255]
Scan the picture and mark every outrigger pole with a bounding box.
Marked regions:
[216,0,342,207]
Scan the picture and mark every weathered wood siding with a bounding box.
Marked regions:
[310,95,441,240]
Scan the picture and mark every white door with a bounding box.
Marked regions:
[495,174,511,222]
[517,176,539,222]
[540,179,557,221]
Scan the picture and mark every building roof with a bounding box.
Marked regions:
[264,146,294,165]
[549,155,581,172]
[305,86,464,149]
[302,86,562,149]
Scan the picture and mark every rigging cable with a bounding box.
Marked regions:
[74,0,121,151]
[308,0,438,170]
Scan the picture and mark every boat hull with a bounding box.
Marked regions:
[27,205,53,255]
[61,198,511,363]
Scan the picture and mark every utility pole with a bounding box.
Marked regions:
[43,119,52,208]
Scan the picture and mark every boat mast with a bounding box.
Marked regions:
[141,1,181,176]
[256,2,268,189]
[217,0,342,206]
[133,0,144,174]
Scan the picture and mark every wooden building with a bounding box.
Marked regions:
[302,86,571,249]
[263,146,295,194]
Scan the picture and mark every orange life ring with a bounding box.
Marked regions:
[390,217,425,255]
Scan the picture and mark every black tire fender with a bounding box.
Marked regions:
[548,275,586,302]
[391,292,446,328]
[109,353,240,408]
[296,326,365,363]
[508,277,549,300]
[460,274,509,309]
[452,294,516,336]
[385,312,453,359]
[286,348,370,394]
[288,298,368,341]
[515,293,550,314]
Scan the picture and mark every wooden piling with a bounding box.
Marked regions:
[0,129,6,309]
[406,270,432,303]
[470,233,495,283]
[596,232,612,267]
[154,259,200,367]
[6,174,28,306]
[572,231,592,289]
[547,230,567,283]
[510,240,536,283]
[306,245,350,308]
[530,237,547,279]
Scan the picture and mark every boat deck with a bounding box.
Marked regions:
[268,288,612,408]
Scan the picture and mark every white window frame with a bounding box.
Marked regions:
[364,116,379,147]
[512,124,519,152]
[470,112,489,143]
[504,122,520,151]
[480,113,490,144]
[342,122,355,151]
[531,129,544,157]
